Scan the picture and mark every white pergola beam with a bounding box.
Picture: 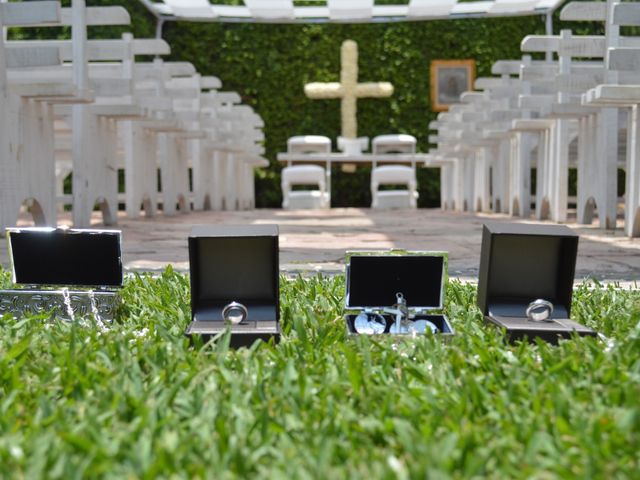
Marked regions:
[244,0,294,20]
[451,2,494,15]
[489,0,539,15]
[163,0,216,18]
[145,0,566,22]
[408,0,457,17]
[328,0,373,20]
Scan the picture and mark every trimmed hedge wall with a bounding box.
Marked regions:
[26,1,604,208]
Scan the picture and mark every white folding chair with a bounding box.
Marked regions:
[370,134,418,209]
[281,136,331,209]
[371,166,418,209]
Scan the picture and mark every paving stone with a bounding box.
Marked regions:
[1,209,638,286]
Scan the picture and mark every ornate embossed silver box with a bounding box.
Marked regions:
[344,250,454,337]
[185,225,280,348]
[0,227,123,322]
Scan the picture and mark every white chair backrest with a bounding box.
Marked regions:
[372,134,416,154]
[282,164,326,187]
[287,135,331,154]
[371,165,415,185]
[281,163,329,209]
[370,165,418,209]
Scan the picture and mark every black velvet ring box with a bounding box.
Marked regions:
[344,251,454,337]
[0,227,123,322]
[477,222,596,344]
[185,224,280,348]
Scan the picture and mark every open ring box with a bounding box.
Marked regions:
[344,250,454,337]
[185,225,280,348]
[477,222,596,344]
[0,227,123,323]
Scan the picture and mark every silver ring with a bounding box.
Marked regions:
[222,301,248,324]
[526,299,554,322]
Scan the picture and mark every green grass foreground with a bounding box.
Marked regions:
[0,268,639,478]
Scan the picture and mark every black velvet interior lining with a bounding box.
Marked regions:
[10,230,122,287]
[487,235,575,313]
[488,299,569,319]
[191,237,277,302]
[193,302,277,322]
[347,255,444,307]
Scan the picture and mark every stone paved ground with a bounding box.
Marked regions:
[2,208,639,285]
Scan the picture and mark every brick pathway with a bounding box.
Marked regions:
[2,208,639,283]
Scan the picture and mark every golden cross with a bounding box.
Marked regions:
[304,40,393,139]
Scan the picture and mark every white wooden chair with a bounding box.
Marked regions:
[281,136,331,209]
[232,105,267,210]
[152,59,198,216]
[205,92,259,211]
[370,134,418,209]
[581,1,640,237]
[4,5,171,228]
[1,1,128,231]
[1,2,69,232]
[180,74,221,211]
[124,59,191,218]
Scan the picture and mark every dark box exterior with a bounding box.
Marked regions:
[477,222,596,344]
[185,224,280,348]
[344,250,454,337]
[0,227,123,322]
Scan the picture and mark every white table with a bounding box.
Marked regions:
[277,152,430,201]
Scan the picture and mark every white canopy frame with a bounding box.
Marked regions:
[138,0,563,39]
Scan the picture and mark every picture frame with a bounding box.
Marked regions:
[430,59,476,112]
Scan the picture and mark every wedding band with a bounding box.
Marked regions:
[222,301,248,324]
[526,299,554,322]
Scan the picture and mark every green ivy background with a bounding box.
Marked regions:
[22,1,607,207]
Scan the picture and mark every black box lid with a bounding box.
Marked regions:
[7,227,123,287]
[477,222,578,319]
[345,251,447,310]
[188,225,279,322]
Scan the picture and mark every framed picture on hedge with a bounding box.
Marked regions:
[430,60,476,112]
